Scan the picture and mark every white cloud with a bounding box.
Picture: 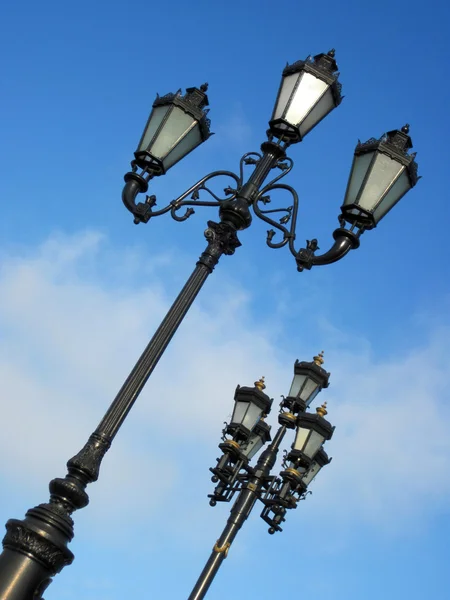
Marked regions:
[311,334,450,533]
[0,229,449,547]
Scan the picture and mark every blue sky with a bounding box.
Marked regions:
[1,0,450,599]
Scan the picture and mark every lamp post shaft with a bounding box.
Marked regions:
[188,425,287,600]
[95,220,240,440]
[0,221,240,600]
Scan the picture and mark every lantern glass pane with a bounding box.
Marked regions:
[150,107,195,159]
[138,105,170,153]
[242,402,262,432]
[162,124,202,169]
[289,373,307,398]
[305,387,320,408]
[301,378,319,404]
[274,73,299,119]
[299,87,335,137]
[231,401,247,426]
[372,168,410,224]
[357,153,404,212]
[303,430,325,459]
[285,72,328,127]
[343,152,376,206]
[302,460,323,486]
[293,426,309,452]
[241,433,265,459]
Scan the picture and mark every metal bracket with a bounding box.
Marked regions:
[213,541,231,558]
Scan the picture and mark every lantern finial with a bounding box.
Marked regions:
[313,351,325,366]
[254,376,266,391]
[316,401,328,417]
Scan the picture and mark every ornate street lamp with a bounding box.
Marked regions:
[269,51,342,142]
[340,125,420,229]
[188,354,334,600]
[0,48,420,599]
[133,84,211,175]
[286,352,330,410]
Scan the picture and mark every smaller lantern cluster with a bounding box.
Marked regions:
[207,353,334,534]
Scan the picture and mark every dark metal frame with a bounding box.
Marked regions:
[123,138,362,270]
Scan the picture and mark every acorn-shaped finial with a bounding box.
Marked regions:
[313,351,325,366]
[316,401,328,418]
[255,376,266,391]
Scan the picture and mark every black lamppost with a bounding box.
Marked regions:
[188,353,333,600]
[0,49,420,600]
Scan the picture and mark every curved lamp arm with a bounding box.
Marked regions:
[295,227,361,272]
[122,172,151,223]
[122,170,242,225]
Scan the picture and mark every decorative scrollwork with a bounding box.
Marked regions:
[221,421,229,442]
[127,170,243,225]
[253,183,299,249]
[260,156,294,188]
[164,170,243,220]
[239,152,262,183]
[124,145,360,271]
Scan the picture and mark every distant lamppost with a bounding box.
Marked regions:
[0,49,419,599]
[188,353,333,600]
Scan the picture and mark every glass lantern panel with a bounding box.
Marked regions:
[137,105,170,153]
[300,378,319,404]
[303,430,325,459]
[305,387,320,408]
[372,168,410,224]
[289,373,307,398]
[299,87,335,137]
[302,460,323,486]
[241,433,265,459]
[242,402,263,432]
[273,73,299,119]
[343,152,376,206]
[293,426,309,452]
[231,401,247,426]
[162,124,202,170]
[285,72,328,127]
[356,153,404,213]
[150,107,196,160]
